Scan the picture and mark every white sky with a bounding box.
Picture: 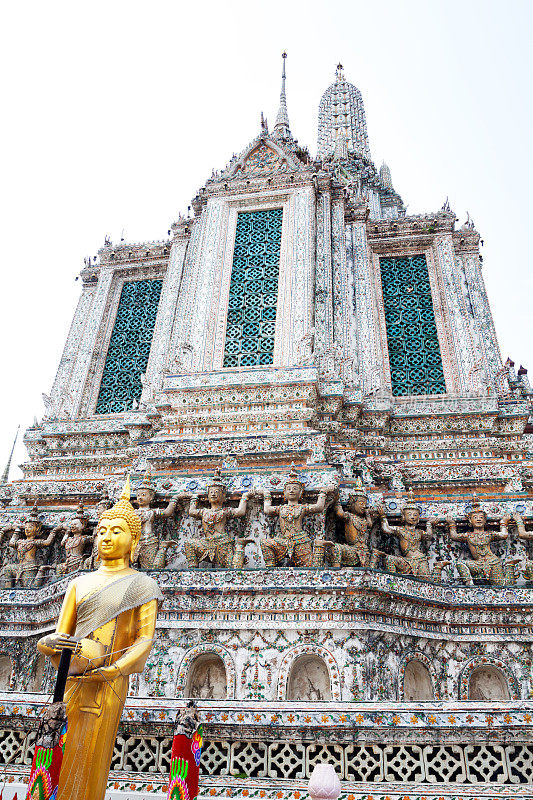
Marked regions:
[1,0,531,480]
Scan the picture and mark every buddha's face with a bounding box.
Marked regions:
[136,488,154,507]
[284,482,303,501]
[24,521,41,540]
[350,496,368,514]
[97,517,132,562]
[207,486,225,504]
[469,510,486,527]
[402,507,420,526]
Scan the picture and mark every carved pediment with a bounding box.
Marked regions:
[239,143,286,175]
[225,136,302,179]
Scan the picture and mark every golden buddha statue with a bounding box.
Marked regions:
[37,478,162,800]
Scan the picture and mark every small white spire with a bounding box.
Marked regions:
[273,51,291,140]
[380,162,393,189]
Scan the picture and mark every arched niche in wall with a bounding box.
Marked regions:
[468,666,511,701]
[403,659,435,701]
[0,656,12,691]
[29,654,46,692]
[286,655,332,701]
[186,653,227,700]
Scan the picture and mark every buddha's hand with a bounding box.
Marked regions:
[82,664,122,683]
[39,633,79,654]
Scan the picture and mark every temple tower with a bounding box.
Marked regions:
[0,56,532,800]
[317,63,371,160]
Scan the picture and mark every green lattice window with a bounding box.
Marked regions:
[380,254,446,396]
[95,279,163,414]
[223,208,283,368]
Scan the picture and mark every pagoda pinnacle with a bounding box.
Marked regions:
[1,425,19,484]
[272,51,291,141]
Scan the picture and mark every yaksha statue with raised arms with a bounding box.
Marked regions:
[316,483,381,569]
[133,470,179,569]
[380,490,449,580]
[1,503,60,588]
[57,503,93,575]
[513,512,533,580]
[447,498,518,585]
[184,470,252,568]
[261,468,331,568]
[37,478,162,800]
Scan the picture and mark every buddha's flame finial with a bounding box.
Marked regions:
[121,474,131,502]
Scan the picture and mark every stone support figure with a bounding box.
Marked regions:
[57,504,93,575]
[0,523,22,568]
[1,503,60,588]
[260,468,330,568]
[36,478,161,800]
[317,486,381,569]
[514,513,533,580]
[133,471,179,569]
[184,470,252,568]
[447,499,517,585]
[380,491,448,580]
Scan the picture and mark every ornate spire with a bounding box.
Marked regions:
[273,52,291,141]
[317,64,371,161]
[1,426,19,484]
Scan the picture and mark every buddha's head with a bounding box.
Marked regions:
[283,467,305,502]
[401,489,420,526]
[98,478,141,564]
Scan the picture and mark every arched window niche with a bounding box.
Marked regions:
[468,666,510,701]
[403,659,435,701]
[286,655,332,701]
[0,656,13,691]
[29,654,46,692]
[186,653,227,700]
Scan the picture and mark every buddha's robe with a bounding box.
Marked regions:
[57,572,161,800]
